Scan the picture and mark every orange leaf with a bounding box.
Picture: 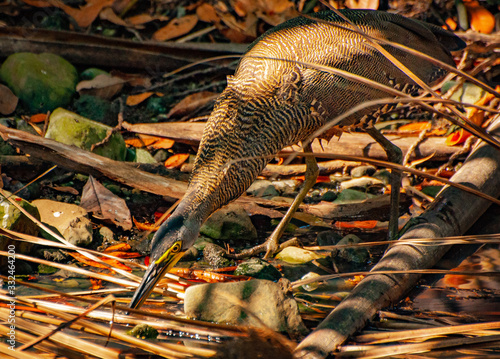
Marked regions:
[104,243,131,252]
[164,153,189,169]
[30,113,48,123]
[133,216,165,231]
[125,134,165,148]
[196,3,219,23]
[398,122,431,132]
[464,0,495,34]
[152,138,175,149]
[445,129,472,146]
[444,17,457,31]
[104,251,141,259]
[334,220,378,229]
[152,15,198,41]
[100,258,131,271]
[68,252,109,270]
[90,278,103,290]
[316,176,331,183]
[126,92,154,106]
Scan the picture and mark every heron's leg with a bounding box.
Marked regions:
[231,143,318,259]
[263,142,319,258]
[365,126,403,241]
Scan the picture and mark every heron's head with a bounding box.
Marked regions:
[128,212,199,309]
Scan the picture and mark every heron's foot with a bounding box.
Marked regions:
[228,237,300,260]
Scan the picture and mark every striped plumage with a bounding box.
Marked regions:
[129,9,465,309]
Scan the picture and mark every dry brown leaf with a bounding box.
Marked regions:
[126,13,170,25]
[465,0,495,34]
[80,175,132,230]
[104,243,131,252]
[164,153,190,169]
[110,71,152,88]
[167,91,219,118]
[29,113,48,124]
[196,3,220,23]
[152,138,175,149]
[126,92,155,106]
[76,74,125,99]
[345,0,379,10]
[99,7,129,26]
[22,0,115,28]
[0,84,18,115]
[152,14,198,41]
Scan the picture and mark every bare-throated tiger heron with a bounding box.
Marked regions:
[129,9,465,309]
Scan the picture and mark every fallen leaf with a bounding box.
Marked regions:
[80,175,132,230]
[345,0,379,10]
[196,3,220,23]
[167,91,219,118]
[126,92,155,106]
[103,251,141,259]
[398,122,431,133]
[334,220,378,229]
[22,0,115,28]
[99,7,129,26]
[77,74,125,99]
[104,243,131,252]
[0,84,18,115]
[125,134,175,149]
[126,13,170,25]
[164,153,190,169]
[153,14,198,41]
[445,129,472,146]
[464,0,495,34]
[133,216,161,231]
[29,113,48,123]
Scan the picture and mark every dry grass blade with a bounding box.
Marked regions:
[338,335,500,358]
[0,227,145,270]
[0,254,151,294]
[17,295,118,351]
[20,301,215,358]
[305,233,500,250]
[355,321,500,344]
[0,308,119,359]
[291,269,499,289]
[0,324,73,358]
[0,341,45,359]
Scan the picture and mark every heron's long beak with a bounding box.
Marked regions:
[128,251,184,309]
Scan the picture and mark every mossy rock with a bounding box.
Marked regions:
[0,52,77,113]
[45,108,126,161]
[0,191,40,265]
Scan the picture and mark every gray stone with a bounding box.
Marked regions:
[334,234,369,264]
[32,199,93,246]
[184,279,307,335]
[234,258,282,281]
[339,177,383,191]
[200,203,257,241]
[350,165,376,178]
[317,230,342,247]
[203,243,233,268]
[246,180,279,198]
[271,179,299,194]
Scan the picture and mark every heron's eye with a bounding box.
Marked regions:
[171,241,182,253]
